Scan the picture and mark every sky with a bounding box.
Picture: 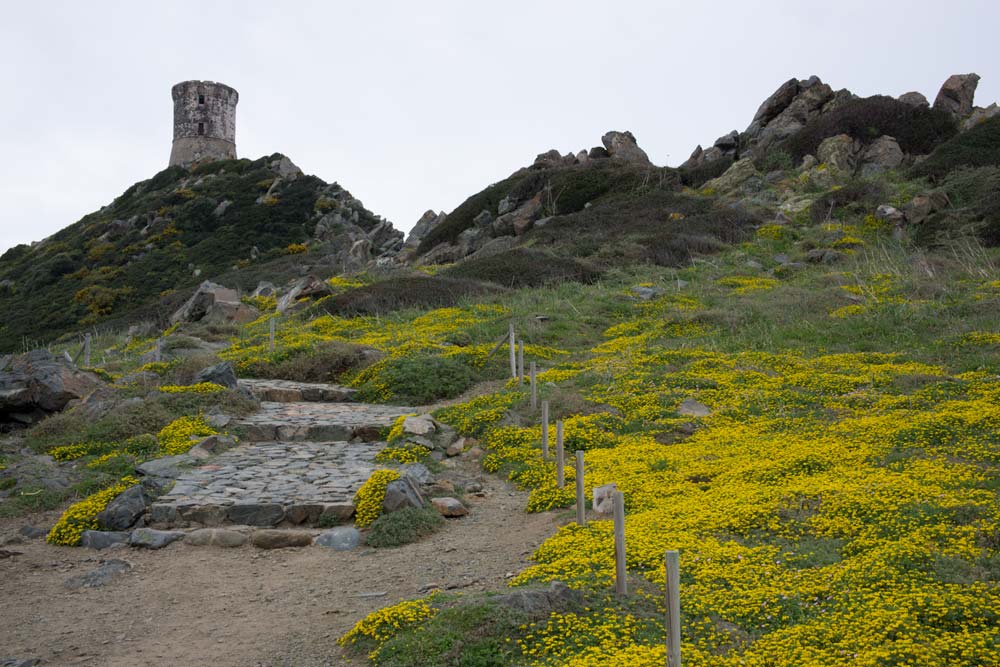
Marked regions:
[1,0,998,253]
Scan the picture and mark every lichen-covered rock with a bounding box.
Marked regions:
[96,485,152,531]
[933,73,980,119]
[702,158,761,194]
[601,131,652,165]
[817,134,859,173]
[0,350,105,426]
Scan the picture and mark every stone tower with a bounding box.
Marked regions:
[169,80,239,166]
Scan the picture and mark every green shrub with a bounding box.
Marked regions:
[417,173,531,252]
[758,148,794,172]
[911,117,1000,181]
[328,276,501,317]
[361,353,476,404]
[443,249,602,288]
[238,340,370,383]
[680,156,735,187]
[364,505,444,548]
[809,180,887,223]
[781,96,957,161]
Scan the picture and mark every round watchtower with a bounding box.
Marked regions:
[169,80,239,166]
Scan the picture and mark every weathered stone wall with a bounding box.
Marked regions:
[169,80,239,166]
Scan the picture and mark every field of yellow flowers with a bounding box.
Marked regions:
[335,221,1000,665]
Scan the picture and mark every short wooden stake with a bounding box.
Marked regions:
[83,333,92,367]
[541,401,549,459]
[575,450,586,526]
[517,340,525,385]
[154,339,162,363]
[269,317,276,353]
[530,361,538,409]
[508,322,517,379]
[665,550,681,667]
[613,491,627,596]
[555,421,565,488]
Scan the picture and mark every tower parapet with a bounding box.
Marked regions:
[169,80,238,166]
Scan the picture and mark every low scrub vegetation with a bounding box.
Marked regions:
[443,249,602,288]
[364,505,445,548]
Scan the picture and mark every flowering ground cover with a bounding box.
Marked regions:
[338,209,1000,665]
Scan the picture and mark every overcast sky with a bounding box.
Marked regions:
[1,0,997,253]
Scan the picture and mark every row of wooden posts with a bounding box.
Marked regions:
[513,319,681,667]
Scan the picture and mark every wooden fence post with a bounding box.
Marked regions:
[556,421,565,488]
[530,361,537,409]
[541,400,549,459]
[575,450,586,526]
[83,333,92,367]
[509,322,517,379]
[518,340,525,386]
[269,317,276,354]
[665,550,681,667]
[613,490,627,596]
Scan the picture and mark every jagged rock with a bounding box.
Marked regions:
[251,281,276,297]
[382,476,424,513]
[349,238,374,265]
[170,281,258,325]
[250,530,312,549]
[680,144,704,169]
[188,434,237,458]
[97,485,152,531]
[601,131,652,165]
[702,158,761,194]
[714,130,740,153]
[861,135,904,174]
[534,149,565,168]
[632,286,665,300]
[817,134,859,172]
[64,559,132,589]
[80,530,131,550]
[747,78,800,135]
[193,361,238,390]
[800,154,818,170]
[213,200,232,217]
[136,454,192,482]
[368,220,404,254]
[963,103,1000,131]
[493,193,544,236]
[588,146,609,160]
[904,192,950,225]
[314,527,361,550]
[431,497,468,517]
[405,210,447,248]
[401,463,433,485]
[129,528,185,549]
[0,350,105,426]
[898,91,929,108]
[276,275,334,313]
[270,155,303,179]
[933,73,980,119]
[875,205,906,225]
[496,581,583,615]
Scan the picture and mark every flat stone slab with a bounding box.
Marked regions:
[232,401,415,442]
[239,379,358,403]
[150,441,388,528]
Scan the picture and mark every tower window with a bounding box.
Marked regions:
[197,122,205,135]
[198,94,205,104]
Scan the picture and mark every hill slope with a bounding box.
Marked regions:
[0,154,400,352]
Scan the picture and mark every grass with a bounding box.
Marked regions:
[364,506,445,548]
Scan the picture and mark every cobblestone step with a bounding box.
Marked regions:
[239,378,358,403]
[231,401,415,443]
[149,441,385,528]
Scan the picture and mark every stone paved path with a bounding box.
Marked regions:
[151,381,416,528]
[232,401,414,442]
[239,378,357,403]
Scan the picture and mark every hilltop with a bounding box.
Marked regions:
[1,71,1000,667]
[0,154,402,352]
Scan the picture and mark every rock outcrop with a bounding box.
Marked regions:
[933,73,981,119]
[170,281,259,325]
[0,350,105,425]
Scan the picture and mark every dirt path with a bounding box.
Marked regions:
[0,454,559,666]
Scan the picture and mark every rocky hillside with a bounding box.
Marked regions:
[0,154,403,353]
